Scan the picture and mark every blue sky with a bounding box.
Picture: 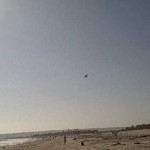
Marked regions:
[0,0,150,133]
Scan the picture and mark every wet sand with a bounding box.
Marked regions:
[1,129,150,150]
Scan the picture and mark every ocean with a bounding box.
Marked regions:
[0,130,60,146]
[0,138,36,146]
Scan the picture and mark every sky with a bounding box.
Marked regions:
[0,0,150,133]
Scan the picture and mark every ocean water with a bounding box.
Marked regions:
[0,138,36,146]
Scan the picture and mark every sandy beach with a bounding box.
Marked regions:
[1,129,150,150]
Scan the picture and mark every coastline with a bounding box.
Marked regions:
[0,138,38,147]
[0,129,150,150]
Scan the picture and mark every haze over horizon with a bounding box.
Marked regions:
[0,0,150,134]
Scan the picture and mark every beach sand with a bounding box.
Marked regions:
[1,129,150,150]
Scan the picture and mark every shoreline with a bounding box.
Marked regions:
[0,138,39,147]
[0,129,150,150]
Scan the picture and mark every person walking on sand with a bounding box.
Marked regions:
[64,135,66,144]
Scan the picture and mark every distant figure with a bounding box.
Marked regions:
[84,74,88,78]
[81,141,84,146]
[64,135,66,144]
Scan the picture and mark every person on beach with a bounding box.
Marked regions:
[64,135,66,144]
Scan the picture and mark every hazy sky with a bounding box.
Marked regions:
[0,0,150,133]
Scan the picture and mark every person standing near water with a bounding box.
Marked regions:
[64,135,66,144]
